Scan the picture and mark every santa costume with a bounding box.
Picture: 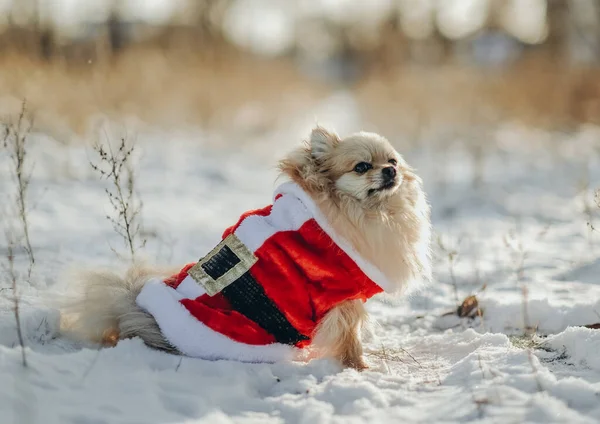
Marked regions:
[136,182,392,363]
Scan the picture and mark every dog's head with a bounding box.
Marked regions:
[279,126,420,209]
[279,126,431,293]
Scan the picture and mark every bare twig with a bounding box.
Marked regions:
[1,101,36,368]
[154,231,176,263]
[504,221,537,336]
[90,136,146,261]
[3,227,28,367]
[80,346,103,383]
[521,286,537,336]
[579,173,597,249]
[365,344,422,369]
[504,227,526,284]
[4,101,35,271]
[474,354,489,418]
[436,233,461,305]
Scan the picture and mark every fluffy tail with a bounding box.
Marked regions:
[59,264,177,352]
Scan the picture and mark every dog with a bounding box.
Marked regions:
[60,126,431,370]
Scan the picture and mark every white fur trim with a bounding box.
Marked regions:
[137,278,297,362]
[274,182,394,292]
[176,275,206,299]
[234,193,312,252]
[177,194,312,299]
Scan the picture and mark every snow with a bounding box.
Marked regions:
[2,94,600,423]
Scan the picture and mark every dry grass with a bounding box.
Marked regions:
[357,58,600,140]
[0,49,599,140]
[0,48,327,141]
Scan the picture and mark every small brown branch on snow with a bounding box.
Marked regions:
[457,294,483,318]
[581,309,600,329]
[584,323,600,329]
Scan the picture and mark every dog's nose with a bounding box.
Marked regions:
[382,166,396,180]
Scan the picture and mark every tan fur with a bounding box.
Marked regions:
[312,299,369,369]
[59,264,179,353]
[279,126,431,369]
[60,126,431,371]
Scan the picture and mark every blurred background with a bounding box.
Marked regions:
[0,0,599,142]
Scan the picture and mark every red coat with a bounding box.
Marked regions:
[136,182,391,363]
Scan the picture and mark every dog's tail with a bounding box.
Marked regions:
[59,264,176,352]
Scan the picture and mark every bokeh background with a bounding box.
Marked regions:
[1,0,600,142]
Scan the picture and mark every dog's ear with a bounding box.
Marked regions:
[310,126,339,161]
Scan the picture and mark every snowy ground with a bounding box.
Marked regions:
[1,95,600,423]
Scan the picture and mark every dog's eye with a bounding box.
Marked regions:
[388,159,397,166]
[353,162,372,174]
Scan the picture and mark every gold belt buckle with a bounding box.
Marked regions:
[187,233,258,296]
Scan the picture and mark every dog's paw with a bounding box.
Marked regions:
[342,357,369,371]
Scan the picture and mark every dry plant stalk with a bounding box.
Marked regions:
[504,224,537,336]
[579,175,597,242]
[521,286,537,336]
[90,136,146,261]
[1,101,35,368]
[3,102,35,270]
[436,233,460,305]
[3,227,28,367]
[473,354,490,418]
[364,344,422,372]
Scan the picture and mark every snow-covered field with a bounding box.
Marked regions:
[1,95,600,423]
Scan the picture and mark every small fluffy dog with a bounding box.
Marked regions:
[61,127,431,370]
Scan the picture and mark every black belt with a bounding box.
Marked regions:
[188,235,309,345]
